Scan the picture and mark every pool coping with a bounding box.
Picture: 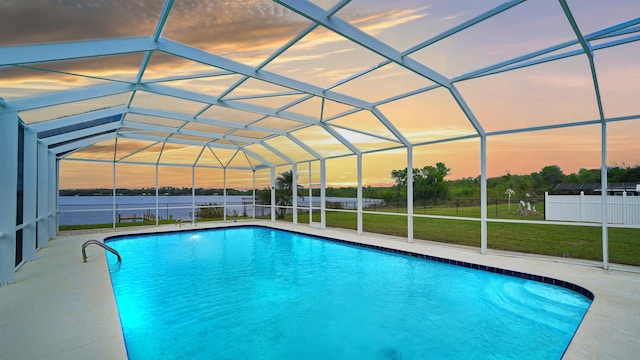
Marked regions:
[2,220,639,359]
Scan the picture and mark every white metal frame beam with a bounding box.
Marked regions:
[128,106,289,136]
[455,20,640,83]
[0,37,155,66]
[141,83,324,126]
[49,133,117,155]
[158,38,374,111]
[22,130,37,261]
[28,106,125,133]
[274,0,451,87]
[0,110,18,284]
[40,122,122,146]
[287,134,324,160]
[260,141,296,165]
[11,83,135,112]
[560,0,609,270]
[37,143,51,247]
[120,120,264,145]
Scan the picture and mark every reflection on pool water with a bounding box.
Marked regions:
[106,226,591,360]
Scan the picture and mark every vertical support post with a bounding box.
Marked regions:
[320,159,326,229]
[48,151,56,238]
[357,153,363,235]
[0,110,18,285]
[308,161,312,225]
[112,139,117,228]
[155,164,159,226]
[56,160,60,232]
[292,162,298,224]
[252,170,256,220]
[407,145,414,243]
[23,130,37,261]
[601,122,609,269]
[191,166,196,224]
[37,143,49,248]
[480,135,488,254]
[270,167,276,222]
[223,167,227,222]
[112,161,117,228]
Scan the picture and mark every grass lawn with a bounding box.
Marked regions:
[58,217,228,231]
[60,205,640,267]
[290,210,640,266]
[58,220,173,230]
[369,202,545,220]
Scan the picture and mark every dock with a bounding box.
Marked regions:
[117,211,155,223]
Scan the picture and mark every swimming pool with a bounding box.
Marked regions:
[105,226,592,359]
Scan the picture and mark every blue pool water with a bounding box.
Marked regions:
[106,226,591,359]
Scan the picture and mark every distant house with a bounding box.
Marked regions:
[554,182,639,196]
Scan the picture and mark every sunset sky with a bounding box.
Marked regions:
[2,0,639,189]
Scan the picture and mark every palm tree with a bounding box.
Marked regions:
[254,171,305,219]
[275,170,304,219]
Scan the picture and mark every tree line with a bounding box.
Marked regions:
[316,163,639,204]
[59,186,253,197]
[399,163,640,204]
[61,164,639,207]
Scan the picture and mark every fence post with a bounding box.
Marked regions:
[544,192,548,220]
[580,191,585,222]
[622,191,627,225]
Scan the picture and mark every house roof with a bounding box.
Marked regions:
[555,182,640,192]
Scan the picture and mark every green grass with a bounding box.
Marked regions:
[58,216,231,231]
[289,210,640,266]
[369,202,545,220]
[59,220,173,231]
[60,205,640,266]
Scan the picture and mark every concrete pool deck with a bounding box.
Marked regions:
[1,220,639,359]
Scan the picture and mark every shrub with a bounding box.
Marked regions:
[195,203,223,218]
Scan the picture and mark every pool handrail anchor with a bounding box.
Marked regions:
[82,240,121,263]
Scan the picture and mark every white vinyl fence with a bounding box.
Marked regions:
[545,191,640,225]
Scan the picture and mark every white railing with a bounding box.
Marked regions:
[545,191,640,225]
